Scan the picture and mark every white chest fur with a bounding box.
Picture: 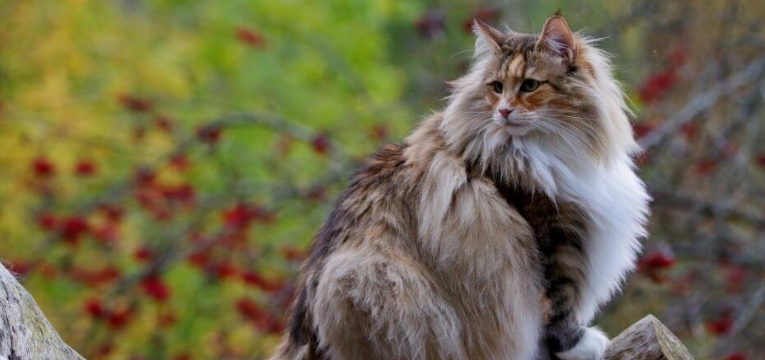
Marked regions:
[521,143,651,323]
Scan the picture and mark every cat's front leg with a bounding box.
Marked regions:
[552,326,609,360]
[541,226,610,360]
[544,316,609,360]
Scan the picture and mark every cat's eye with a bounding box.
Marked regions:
[520,79,541,92]
[492,81,504,93]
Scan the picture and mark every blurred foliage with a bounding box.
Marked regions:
[1,0,416,357]
[1,0,765,359]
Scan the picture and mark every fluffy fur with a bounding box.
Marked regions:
[272,14,649,360]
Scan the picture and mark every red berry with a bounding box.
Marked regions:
[679,122,697,141]
[196,125,223,144]
[632,122,656,139]
[98,204,124,223]
[60,216,90,244]
[241,271,283,292]
[236,297,263,321]
[134,167,156,187]
[70,266,121,286]
[32,156,55,178]
[6,260,31,277]
[257,315,285,334]
[222,202,272,229]
[96,343,114,357]
[154,115,174,133]
[638,249,675,284]
[118,94,153,113]
[639,251,676,269]
[241,271,264,287]
[725,353,747,360]
[755,153,765,168]
[311,133,330,155]
[92,224,120,244]
[160,183,196,205]
[638,69,676,104]
[213,261,239,279]
[74,160,97,176]
[95,343,113,356]
[706,315,733,336]
[281,246,305,262]
[462,6,499,33]
[187,251,210,269]
[37,213,58,231]
[140,274,171,302]
[235,26,266,47]
[106,306,132,330]
[169,154,190,172]
[84,299,105,318]
[134,246,154,262]
[259,278,285,293]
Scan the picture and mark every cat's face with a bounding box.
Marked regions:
[437,13,637,189]
[480,32,577,136]
[441,14,637,167]
[471,16,601,141]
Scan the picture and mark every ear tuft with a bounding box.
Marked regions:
[473,20,503,56]
[537,14,577,63]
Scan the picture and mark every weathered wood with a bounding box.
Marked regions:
[605,315,694,360]
[0,262,84,360]
[0,260,691,360]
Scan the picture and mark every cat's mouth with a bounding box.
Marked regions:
[495,118,534,136]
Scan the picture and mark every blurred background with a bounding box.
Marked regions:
[1,0,764,359]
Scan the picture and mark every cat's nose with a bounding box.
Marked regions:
[498,108,513,119]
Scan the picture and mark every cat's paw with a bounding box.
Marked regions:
[555,327,609,360]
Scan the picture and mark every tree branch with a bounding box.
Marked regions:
[638,58,765,151]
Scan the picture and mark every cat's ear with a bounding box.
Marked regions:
[473,20,503,56]
[536,14,577,63]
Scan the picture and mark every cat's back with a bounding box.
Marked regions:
[313,141,419,255]
[276,115,545,360]
[304,114,449,262]
[276,140,428,359]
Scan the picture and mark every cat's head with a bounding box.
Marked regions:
[442,14,637,169]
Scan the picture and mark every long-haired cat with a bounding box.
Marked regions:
[271,13,649,360]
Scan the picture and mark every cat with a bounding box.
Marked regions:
[271,13,650,360]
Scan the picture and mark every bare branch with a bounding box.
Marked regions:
[639,58,765,151]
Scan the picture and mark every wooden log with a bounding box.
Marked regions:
[605,315,694,360]
[0,262,84,360]
[0,260,692,360]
